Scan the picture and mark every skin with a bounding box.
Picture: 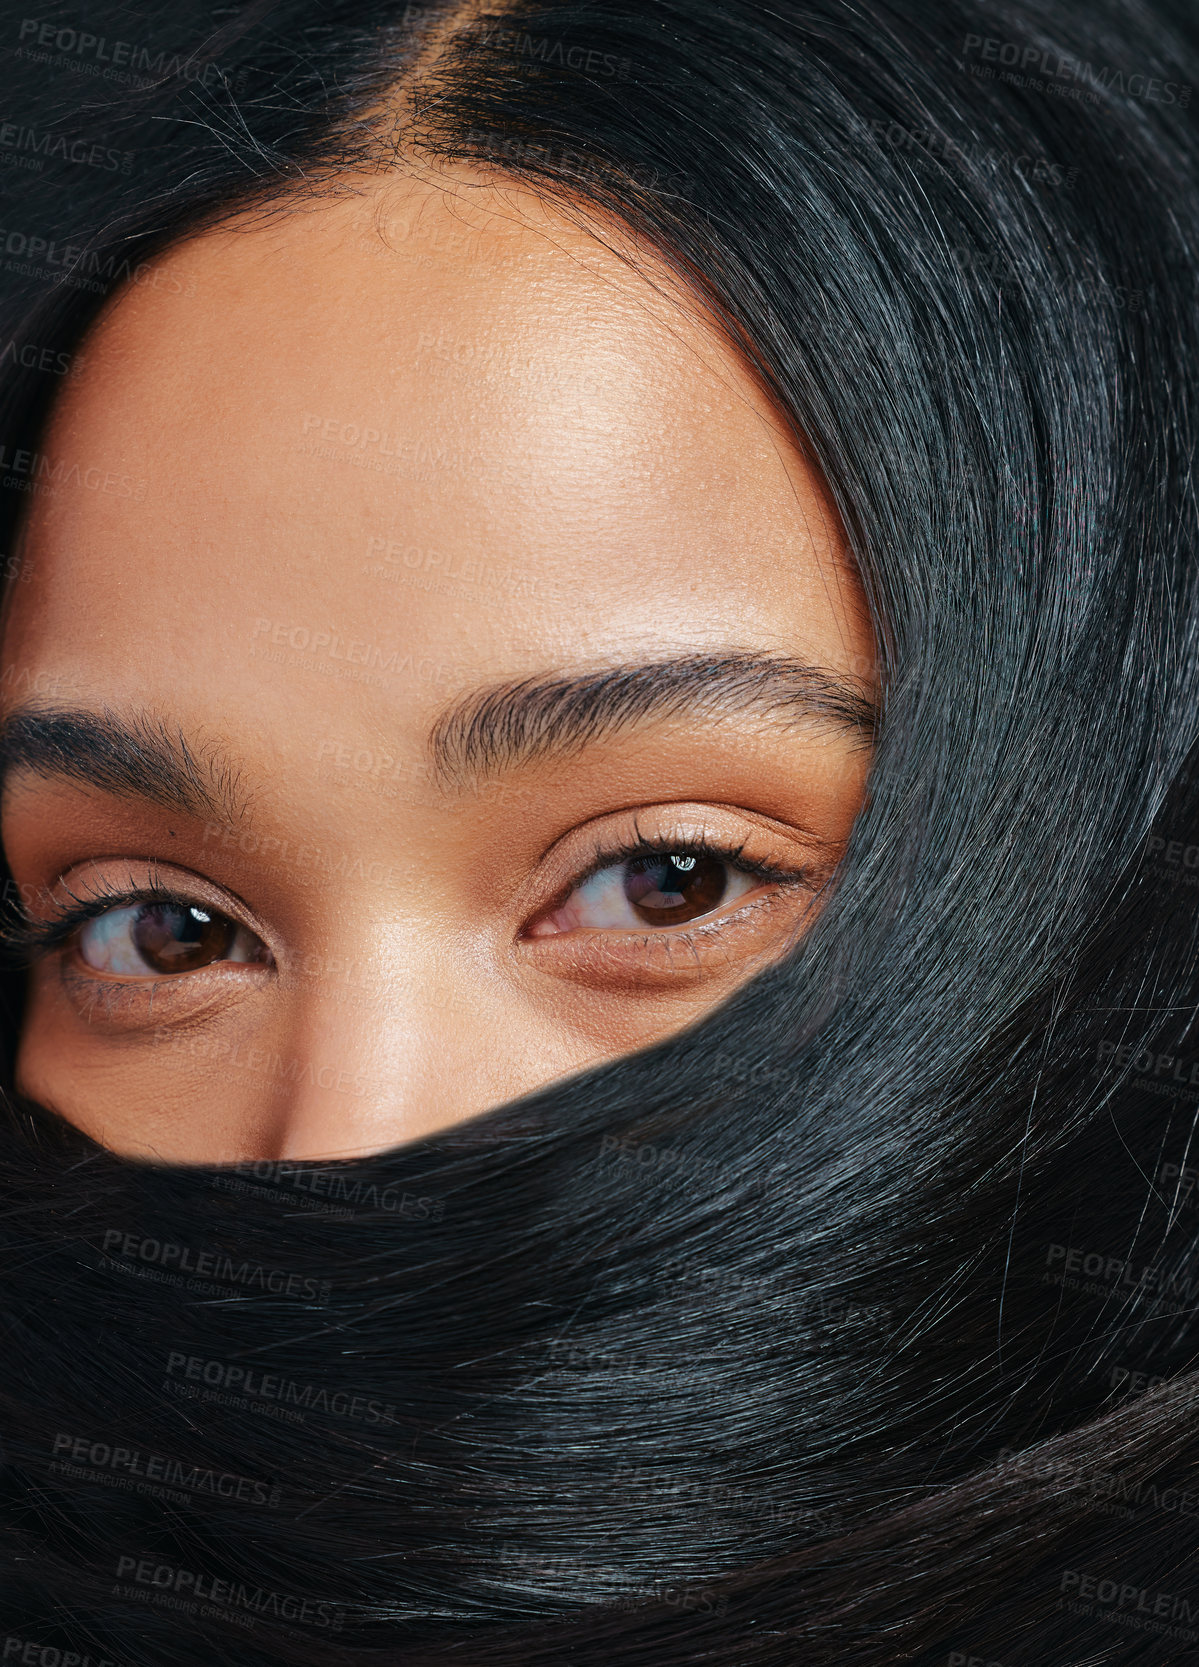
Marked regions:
[0,161,876,1163]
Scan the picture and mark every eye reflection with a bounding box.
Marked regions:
[530,850,763,936]
[77,901,271,976]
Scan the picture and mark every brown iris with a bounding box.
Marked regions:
[623,853,728,925]
[130,903,240,973]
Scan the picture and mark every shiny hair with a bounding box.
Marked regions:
[0,0,1197,1661]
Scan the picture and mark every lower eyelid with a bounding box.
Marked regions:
[57,950,269,1023]
[55,982,261,1049]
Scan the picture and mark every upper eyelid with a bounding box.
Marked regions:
[537,797,830,871]
[555,816,820,895]
[0,869,267,969]
[38,860,266,935]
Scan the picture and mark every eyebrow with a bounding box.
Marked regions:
[428,652,878,790]
[0,706,250,824]
[0,654,877,821]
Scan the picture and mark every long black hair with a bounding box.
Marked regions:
[0,0,1197,1660]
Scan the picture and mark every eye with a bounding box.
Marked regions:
[526,843,785,937]
[76,899,271,977]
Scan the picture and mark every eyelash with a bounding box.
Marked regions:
[559,826,809,908]
[0,869,192,968]
[0,831,812,975]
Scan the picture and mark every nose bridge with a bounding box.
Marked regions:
[264,945,489,1159]
[267,949,408,1159]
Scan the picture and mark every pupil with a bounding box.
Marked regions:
[623,853,727,925]
[131,903,236,973]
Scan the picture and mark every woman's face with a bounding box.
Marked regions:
[0,164,876,1162]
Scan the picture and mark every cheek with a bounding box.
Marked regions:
[12,963,279,1158]
[10,939,772,1161]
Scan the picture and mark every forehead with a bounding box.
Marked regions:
[1,166,858,745]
